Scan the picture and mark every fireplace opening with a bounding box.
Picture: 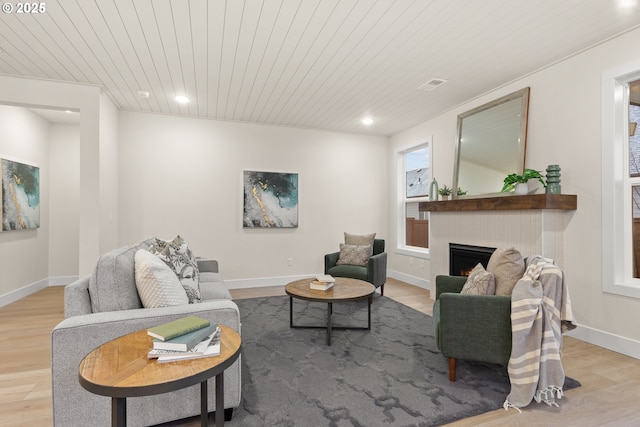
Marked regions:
[449,243,496,276]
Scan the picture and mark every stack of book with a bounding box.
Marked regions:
[147,315,221,363]
[310,274,335,290]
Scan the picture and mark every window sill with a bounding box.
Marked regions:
[395,246,430,259]
[603,282,640,299]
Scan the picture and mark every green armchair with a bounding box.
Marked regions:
[433,274,512,381]
[324,239,387,295]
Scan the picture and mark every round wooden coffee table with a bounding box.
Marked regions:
[78,324,241,427]
[285,277,376,345]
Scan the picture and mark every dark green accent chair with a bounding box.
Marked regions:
[433,274,512,381]
[324,239,387,295]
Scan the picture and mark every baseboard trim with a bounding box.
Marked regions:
[567,324,640,360]
[0,278,49,308]
[387,269,431,291]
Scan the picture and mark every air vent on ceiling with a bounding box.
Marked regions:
[416,78,447,91]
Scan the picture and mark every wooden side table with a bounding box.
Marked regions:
[79,324,241,427]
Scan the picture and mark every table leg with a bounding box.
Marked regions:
[112,397,126,427]
[215,372,225,426]
[327,302,333,346]
[289,296,293,328]
[200,381,208,426]
[368,295,372,330]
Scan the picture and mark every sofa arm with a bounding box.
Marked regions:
[64,276,92,318]
[197,258,219,273]
[367,252,387,287]
[437,293,512,365]
[324,252,340,273]
[52,300,241,427]
[435,275,467,300]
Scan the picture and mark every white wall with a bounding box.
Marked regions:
[0,105,50,298]
[390,27,640,354]
[118,111,389,283]
[48,124,80,279]
[98,94,120,254]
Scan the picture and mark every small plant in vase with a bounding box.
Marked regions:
[456,187,467,196]
[438,185,453,200]
[501,169,547,194]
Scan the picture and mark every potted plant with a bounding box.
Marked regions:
[501,169,547,194]
[438,185,453,200]
[456,187,467,196]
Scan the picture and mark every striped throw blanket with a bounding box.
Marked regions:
[504,256,576,411]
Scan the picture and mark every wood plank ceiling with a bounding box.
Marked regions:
[1,0,640,135]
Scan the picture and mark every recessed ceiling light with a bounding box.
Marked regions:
[175,95,190,104]
[361,116,374,126]
[65,110,73,113]
[136,90,150,99]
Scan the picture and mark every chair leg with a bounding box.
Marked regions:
[380,284,384,296]
[448,358,456,382]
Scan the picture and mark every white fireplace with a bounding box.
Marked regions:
[420,194,577,288]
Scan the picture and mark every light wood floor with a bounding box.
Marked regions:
[1,278,639,426]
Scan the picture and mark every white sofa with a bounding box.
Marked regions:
[51,238,241,427]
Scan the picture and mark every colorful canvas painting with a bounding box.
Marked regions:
[1,159,40,231]
[243,171,298,228]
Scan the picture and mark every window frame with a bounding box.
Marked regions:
[602,60,640,298]
[395,138,432,259]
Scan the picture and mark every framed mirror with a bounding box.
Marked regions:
[452,87,530,198]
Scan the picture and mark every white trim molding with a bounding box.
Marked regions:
[602,59,640,299]
[0,278,48,308]
[568,324,640,360]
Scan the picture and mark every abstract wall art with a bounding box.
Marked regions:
[243,170,298,228]
[1,159,40,231]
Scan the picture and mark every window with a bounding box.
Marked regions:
[396,141,431,256]
[602,62,640,298]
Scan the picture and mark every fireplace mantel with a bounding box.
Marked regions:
[419,194,576,212]
[425,194,576,292]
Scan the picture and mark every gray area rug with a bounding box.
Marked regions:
[228,295,579,426]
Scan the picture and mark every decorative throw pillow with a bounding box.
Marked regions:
[461,263,496,295]
[487,247,525,296]
[344,232,376,247]
[149,235,201,303]
[134,249,188,308]
[336,243,373,266]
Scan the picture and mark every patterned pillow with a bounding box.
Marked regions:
[134,249,188,308]
[336,243,373,266]
[149,235,201,303]
[344,232,376,247]
[461,263,496,295]
[487,247,525,296]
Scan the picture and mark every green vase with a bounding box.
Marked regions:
[546,164,561,194]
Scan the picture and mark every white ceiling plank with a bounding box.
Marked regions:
[149,0,189,115]
[75,0,145,111]
[239,0,303,122]
[132,0,179,114]
[224,0,268,121]
[247,0,322,124]
[97,0,160,112]
[170,0,199,117]
[206,0,228,118]
[55,0,135,110]
[0,13,73,81]
[188,0,209,117]
[1,0,640,133]
[231,0,284,121]
[216,0,254,120]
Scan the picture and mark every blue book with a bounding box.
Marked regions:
[152,324,216,351]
